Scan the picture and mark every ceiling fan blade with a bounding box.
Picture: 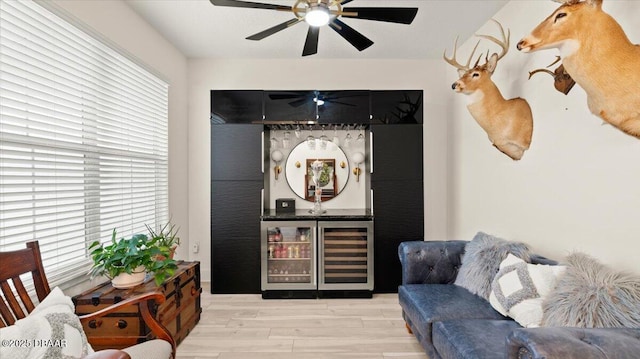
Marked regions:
[340,0,355,4]
[209,0,292,11]
[302,27,320,57]
[246,18,303,40]
[329,18,373,52]
[324,100,356,107]
[341,7,418,24]
[268,93,304,100]
[289,98,311,107]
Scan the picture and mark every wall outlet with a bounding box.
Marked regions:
[192,241,199,253]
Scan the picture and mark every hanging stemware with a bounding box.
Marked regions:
[332,124,340,147]
[344,125,352,148]
[282,126,291,149]
[319,125,328,150]
[306,126,315,150]
[357,124,365,144]
[294,123,301,139]
[270,129,278,150]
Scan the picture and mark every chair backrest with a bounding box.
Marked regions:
[0,241,51,327]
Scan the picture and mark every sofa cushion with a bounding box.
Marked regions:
[489,254,566,327]
[399,284,508,348]
[454,232,531,300]
[542,252,640,328]
[433,319,521,359]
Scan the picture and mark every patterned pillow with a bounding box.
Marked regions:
[0,287,93,359]
[454,232,531,300]
[489,254,566,327]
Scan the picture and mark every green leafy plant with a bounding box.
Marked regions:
[145,221,180,250]
[89,229,178,286]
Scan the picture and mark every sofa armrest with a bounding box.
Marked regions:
[398,240,467,285]
[507,327,640,359]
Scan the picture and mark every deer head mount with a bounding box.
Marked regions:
[518,0,640,139]
[444,19,533,161]
[528,56,576,95]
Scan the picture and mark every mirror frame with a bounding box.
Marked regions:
[284,138,349,202]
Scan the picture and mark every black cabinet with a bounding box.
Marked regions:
[211,123,263,294]
[211,124,263,181]
[371,90,423,124]
[211,181,263,239]
[371,124,423,181]
[264,91,316,122]
[371,124,424,293]
[264,90,370,124]
[316,90,370,124]
[211,90,263,124]
[211,236,261,293]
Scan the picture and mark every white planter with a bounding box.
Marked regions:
[110,266,146,289]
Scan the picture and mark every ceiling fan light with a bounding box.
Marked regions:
[305,7,330,27]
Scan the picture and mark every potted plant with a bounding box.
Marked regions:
[89,229,178,288]
[146,221,180,259]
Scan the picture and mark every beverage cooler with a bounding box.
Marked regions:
[261,221,317,292]
[261,220,373,298]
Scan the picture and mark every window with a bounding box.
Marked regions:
[0,0,169,287]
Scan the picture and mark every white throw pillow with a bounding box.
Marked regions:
[0,287,93,359]
[489,254,566,327]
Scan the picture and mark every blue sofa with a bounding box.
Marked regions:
[398,240,640,359]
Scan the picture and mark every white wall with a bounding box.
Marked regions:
[48,0,190,264]
[188,59,450,281]
[446,0,640,273]
[268,129,367,211]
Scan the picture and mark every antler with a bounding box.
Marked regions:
[443,37,480,71]
[528,56,562,79]
[475,19,510,63]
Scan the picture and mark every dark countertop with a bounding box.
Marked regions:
[261,208,373,221]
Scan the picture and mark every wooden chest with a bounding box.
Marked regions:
[73,261,201,351]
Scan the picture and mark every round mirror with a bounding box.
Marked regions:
[285,139,350,201]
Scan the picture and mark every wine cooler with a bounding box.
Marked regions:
[261,220,373,297]
[318,221,373,291]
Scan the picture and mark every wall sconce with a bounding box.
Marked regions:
[271,150,283,180]
[351,152,365,182]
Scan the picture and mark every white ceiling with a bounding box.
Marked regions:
[124,0,509,59]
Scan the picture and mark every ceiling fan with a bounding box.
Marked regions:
[209,0,418,56]
[269,91,364,107]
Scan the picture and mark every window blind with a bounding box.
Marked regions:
[0,0,169,287]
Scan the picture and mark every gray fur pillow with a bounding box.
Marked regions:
[454,232,531,300]
[542,252,640,328]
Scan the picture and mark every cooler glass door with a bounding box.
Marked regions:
[261,221,317,290]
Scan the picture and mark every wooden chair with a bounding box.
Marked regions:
[0,241,176,359]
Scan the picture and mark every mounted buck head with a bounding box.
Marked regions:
[444,19,510,96]
[517,0,640,139]
[443,19,534,160]
[528,56,576,95]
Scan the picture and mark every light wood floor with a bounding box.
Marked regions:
[176,283,428,359]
